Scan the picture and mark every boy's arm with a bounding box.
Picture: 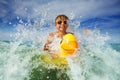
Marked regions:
[43,33,54,51]
[44,41,49,51]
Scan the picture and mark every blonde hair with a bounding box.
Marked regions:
[55,14,69,26]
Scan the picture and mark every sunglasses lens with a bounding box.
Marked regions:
[64,21,67,24]
[58,21,62,24]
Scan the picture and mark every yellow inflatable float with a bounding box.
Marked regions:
[60,33,78,57]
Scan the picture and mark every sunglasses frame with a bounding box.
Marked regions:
[57,21,67,24]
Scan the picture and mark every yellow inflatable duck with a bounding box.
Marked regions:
[60,33,78,57]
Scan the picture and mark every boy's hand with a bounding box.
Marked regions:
[51,53,59,58]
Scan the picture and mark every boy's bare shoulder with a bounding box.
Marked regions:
[67,32,74,34]
[49,32,56,37]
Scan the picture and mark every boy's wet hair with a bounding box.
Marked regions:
[55,14,69,25]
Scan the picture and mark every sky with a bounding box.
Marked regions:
[0,0,120,43]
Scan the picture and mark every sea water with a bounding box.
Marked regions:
[0,22,120,80]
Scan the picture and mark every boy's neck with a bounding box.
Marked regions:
[57,31,66,35]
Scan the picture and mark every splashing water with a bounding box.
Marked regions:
[0,11,120,80]
[65,29,120,80]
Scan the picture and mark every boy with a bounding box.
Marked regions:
[44,14,71,58]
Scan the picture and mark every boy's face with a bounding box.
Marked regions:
[55,17,68,32]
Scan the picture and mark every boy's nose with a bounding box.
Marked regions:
[61,22,65,25]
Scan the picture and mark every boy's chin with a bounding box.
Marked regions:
[59,28,66,32]
[59,30,65,32]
